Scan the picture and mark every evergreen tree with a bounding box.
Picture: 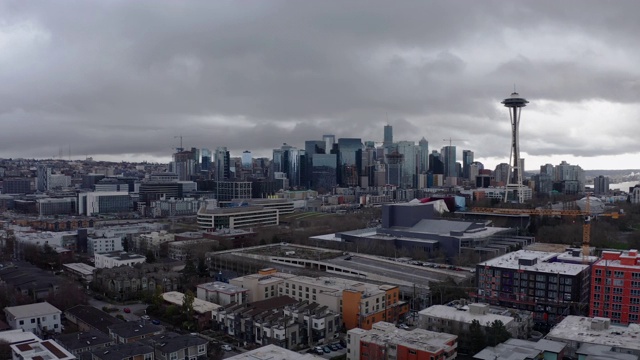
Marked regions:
[487,320,511,346]
[468,319,486,355]
[146,250,156,263]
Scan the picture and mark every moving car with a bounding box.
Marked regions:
[221,345,233,351]
[141,315,150,320]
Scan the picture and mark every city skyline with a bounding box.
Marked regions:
[1,1,639,170]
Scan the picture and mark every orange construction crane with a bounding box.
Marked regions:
[471,194,622,263]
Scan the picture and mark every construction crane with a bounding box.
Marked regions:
[173,135,189,152]
[442,138,467,147]
[471,194,622,263]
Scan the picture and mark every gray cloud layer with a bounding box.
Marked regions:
[1,1,639,167]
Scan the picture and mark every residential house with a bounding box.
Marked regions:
[4,302,62,337]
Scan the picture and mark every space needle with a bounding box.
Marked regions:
[502,91,529,203]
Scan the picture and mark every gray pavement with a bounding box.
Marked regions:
[87,298,148,322]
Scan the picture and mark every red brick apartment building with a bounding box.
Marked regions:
[590,249,640,324]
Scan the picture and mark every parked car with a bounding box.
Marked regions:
[344,256,352,260]
[151,319,161,325]
[315,347,324,355]
[141,315,150,320]
[221,345,233,351]
[329,344,339,351]
[323,346,331,353]
[123,308,131,313]
[334,343,343,349]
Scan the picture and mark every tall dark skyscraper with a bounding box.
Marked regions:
[441,145,456,178]
[462,150,474,179]
[383,125,393,148]
[419,137,429,173]
[337,138,363,187]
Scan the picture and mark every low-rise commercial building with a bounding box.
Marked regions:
[62,263,96,283]
[78,191,131,216]
[4,302,62,337]
[546,316,640,358]
[473,338,567,360]
[347,321,457,360]
[197,200,280,230]
[196,281,248,306]
[94,251,146,268]
[87,236,123,255]
[419,302,533,340]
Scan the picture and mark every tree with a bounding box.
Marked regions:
[146,250,156,263]
[468,320,486,355]
[486,320,511,346]
[182,290,195,319]
[181,290,196,330]
[0,340,11,360]
[197,256,208,277]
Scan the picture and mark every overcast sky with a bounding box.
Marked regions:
[1,1,639,170]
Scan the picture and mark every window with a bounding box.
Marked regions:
[631,314,639,322]
[595,269,603,276]
[31,319,35,324]
[614,271,624,278]
[19,320,24,325]
[170,352,178,360]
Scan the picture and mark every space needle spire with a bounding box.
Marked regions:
[502,91,529,203]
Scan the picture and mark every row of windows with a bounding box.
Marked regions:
[595,269,640,279]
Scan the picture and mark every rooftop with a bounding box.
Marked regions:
[197,281,248,295]
[90,342,154,360]
[96,251,146,261]
[162,291,222,313]
[146,332,207,354]
[226,344,323,360]
[107,321,163,339]
[11,339,75,360]
[358,322,456,354]
[55,329,112,351]
[63,262,96,275]
[473,338,566,360]
[547,316,640,352]
[0,329,39,344]
[4,301,61,319]
[65,305,123,334]
[479,250,590,276]
[419,304,517,326]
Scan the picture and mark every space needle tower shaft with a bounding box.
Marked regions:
[502,91,529,203]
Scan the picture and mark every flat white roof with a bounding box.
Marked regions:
[63,262,96,275]
[226,344,324,360]
[547,316,640,351]
[419,305,514,326]
[479,250,589,276]
[162,291,222,313]
[0,329,39,344]
[4,302,61,319]
[197,281,248,294]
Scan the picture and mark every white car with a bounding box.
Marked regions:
[141,315,150,320]
[221,345,233,351]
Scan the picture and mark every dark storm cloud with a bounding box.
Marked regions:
[1,0,639,166]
